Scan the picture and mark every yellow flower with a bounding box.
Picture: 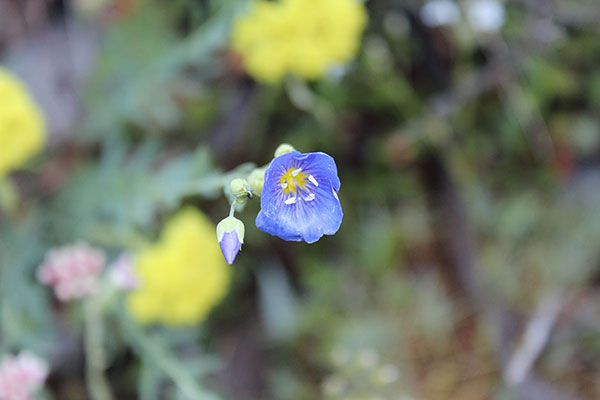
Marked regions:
[0,68,45,178]
[231,0,368,83]
[127,208,231,326]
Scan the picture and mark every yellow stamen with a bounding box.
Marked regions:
[280,167,307,195]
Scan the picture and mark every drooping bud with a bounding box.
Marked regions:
[216,216,245,265]
[248,168,266,196]
[274,143,296,158]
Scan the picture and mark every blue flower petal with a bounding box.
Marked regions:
[293,152,340,191]
[219,231,241,264]
[256,151,343,243]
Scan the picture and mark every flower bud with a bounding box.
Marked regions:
[229,178,250,197]
[274,143,296,158]
[216,216,245,265]
[248,168,266,196]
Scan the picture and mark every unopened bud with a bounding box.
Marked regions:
[274,143,296,158]
[248,168,266,196]
[229,178,250,197]
[216,216,245,265]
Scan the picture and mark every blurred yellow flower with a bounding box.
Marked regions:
[231,0,368,83]
[0,68,45,178]
[127,208,230,326]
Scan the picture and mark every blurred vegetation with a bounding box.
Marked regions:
[2,0,600,399]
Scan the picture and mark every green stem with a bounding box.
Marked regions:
[84,297,114,400]
[0,264,6,353]
[176,163,256,200]
[285,77,334,126]
[120,313,217,400]
[0,178,18,216]
[229,201,236,217]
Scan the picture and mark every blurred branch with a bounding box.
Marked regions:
[425,60,507,120]
[491,37,557,162]
[418,151,515,350]
[504,291,565,386]
[285,77,334,127]
[84,296,114,400]
[418,152,581,400]
[403,23,556,163]
[209,83,258,163]
[0,178,18,217]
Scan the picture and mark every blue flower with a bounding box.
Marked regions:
[256,151,343,243]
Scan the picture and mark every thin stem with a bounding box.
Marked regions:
[285,77,334,126]
[120,312,217,400]
[0,178,18,216]
[504,291,565,386]
[176,162,256,200]
[229,201,236,217]
[0,259,6,353]
[84,297,114,400]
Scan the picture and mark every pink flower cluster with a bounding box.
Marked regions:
[37,242,106,301]
[0,352,49,400]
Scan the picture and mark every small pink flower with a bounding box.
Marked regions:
[37,242,106,301]
[108,253,139,291]
[0,352,49,400]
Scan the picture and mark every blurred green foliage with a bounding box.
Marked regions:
[2,0,600,399]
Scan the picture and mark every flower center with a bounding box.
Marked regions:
[280,168,307,195]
